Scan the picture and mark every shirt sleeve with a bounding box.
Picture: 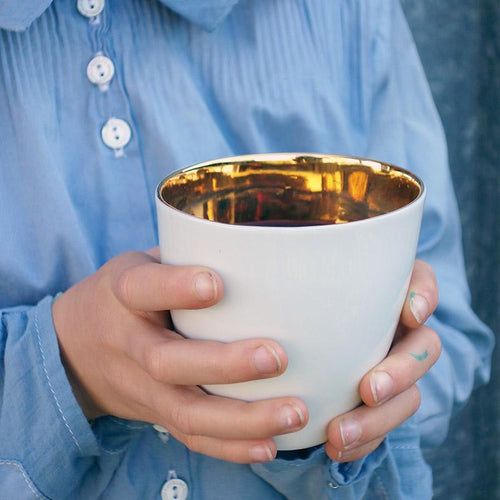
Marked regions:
[0,0,53,31]
[367,0,494,448]
[0,297,99,498]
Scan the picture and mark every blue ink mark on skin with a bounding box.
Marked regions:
[410,350,429,361]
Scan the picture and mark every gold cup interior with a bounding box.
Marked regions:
[158,155,423,226]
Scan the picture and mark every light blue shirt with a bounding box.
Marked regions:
[0,0,493,498]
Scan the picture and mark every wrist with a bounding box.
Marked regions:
[52,292,105,420]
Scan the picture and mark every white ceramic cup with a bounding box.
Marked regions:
[155,153,425,450]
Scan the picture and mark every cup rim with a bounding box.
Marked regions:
[156,152,425,230]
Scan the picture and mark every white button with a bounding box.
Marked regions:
[77,0,105,18]
[101,118,131,150]
[153,424,170,443]
[87,56,114,86]
[153,424,168,433]
[161,478,188,500]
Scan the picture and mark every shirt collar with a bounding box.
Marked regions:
[0,0,53,31]
[0,0,239,32]
[157,0,240,31]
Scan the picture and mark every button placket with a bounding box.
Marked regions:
[101,118,132,156]
[87,53,115,90]
[79,0,133,157]
[153,424,170,443]
[77,0,105,20]
[161,471,188,500]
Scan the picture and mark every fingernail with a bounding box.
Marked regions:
[339,418,361,448]
[337,448,356,461]
[409,292,429,324]
[194,272,217,301]
[253,345,282,375]
[370,371,394,404]
[279,404,305,430]
[249,444,274,462]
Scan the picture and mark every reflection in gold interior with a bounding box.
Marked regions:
[348,171,369,202]
[158,154,423,226]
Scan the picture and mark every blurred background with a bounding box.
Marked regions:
[401,1,499,498]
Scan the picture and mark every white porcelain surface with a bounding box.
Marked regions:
[155,156,425,450]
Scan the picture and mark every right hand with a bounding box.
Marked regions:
[52,250,307,463]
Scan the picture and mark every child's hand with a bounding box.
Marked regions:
[52,250,308,464]
[325,260,441,462]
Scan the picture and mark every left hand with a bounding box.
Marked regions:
[325,259,441,462]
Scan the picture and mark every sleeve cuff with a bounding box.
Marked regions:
[1,296,156,497]
[31,295,100,457]
[1,296,99,496]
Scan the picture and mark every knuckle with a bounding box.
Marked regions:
[144,346,165,382]
[413,260,439,306]
[431,329,442,357]
[171,401,195,436]
[423,326,442,361]
[114,266,134,306]
[408,385,421,414]
[182,433,202,453]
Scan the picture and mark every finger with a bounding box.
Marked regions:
[360,325,441,407]
[95,359,307,442]
[327,385,421,457]
[326,436,385,463]
[148,385,308,440]
[125,326,288,384]
[113,260,223,312]
[401,259,438,328]
[158,424,277,464]
[145,246,161,260]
